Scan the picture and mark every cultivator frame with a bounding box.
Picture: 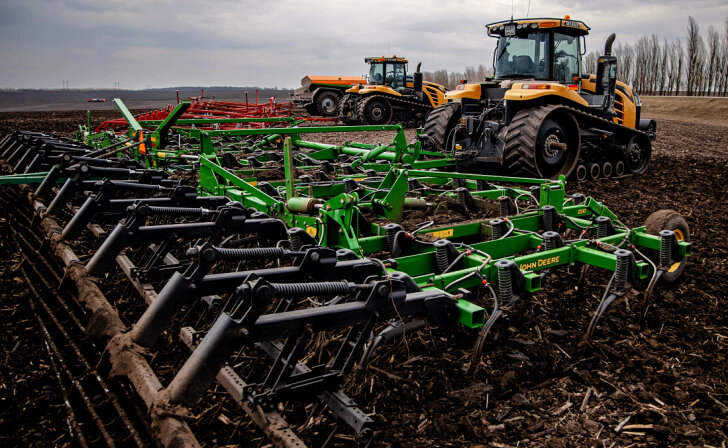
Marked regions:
[0,103,692,447]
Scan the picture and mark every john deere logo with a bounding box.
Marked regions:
[520,256,560,271]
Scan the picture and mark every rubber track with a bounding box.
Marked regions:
[503,105,554,178]
[354,94,434,126]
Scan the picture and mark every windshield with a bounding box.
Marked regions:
[553,32,580,83]
[495,31,550,79]
[369,62,406,88]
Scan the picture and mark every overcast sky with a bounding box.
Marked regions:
[0,0,726,90]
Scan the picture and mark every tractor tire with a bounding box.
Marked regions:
[314,90,341,117]
[503,105,581,179]
[337,93,360,125]
[304,103,318,116]
[422,102,461,152]
[644,209,690,283]
[625,134,651,174]
[357,96,392,125]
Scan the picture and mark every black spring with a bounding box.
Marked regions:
[271,281,354,298]
[383,223,403,251]
[542,206,557,232]
[214,247,285,260]
[543,231,560,250]
[498,196,510,217]
[659,230,675,266]
[453,178,466,188]
[434,239,452,274]
[614,249,631,291]
[476,179,489,190]
[109,181,163,192]
[456,187,470,210]
[596,216,611,239]
[495,259,515,304]
[571,193,586,205]
[529,185,540,206]
[490,218,506,240]
[145,206,210,216]
[288,228,305,251]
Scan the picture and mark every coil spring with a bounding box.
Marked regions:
[109,181,162,192]
[476,180,488,190]
[145,206,209,216]
[614,249,631,291]
[498,196,510,217]
[496,260,515,304]
[596,216,610,239]
[571,193,585,205]
[659,230,674,266]
[542,206,556,232]
[530,185,540,206]
[543,231,559,250]
[456,188,469,210]
[490,218,505,240]
[384,224,402,251]
[271,281,354,298]
[435,240,451,274]
[214,247,285,260]
[288,228,305,251]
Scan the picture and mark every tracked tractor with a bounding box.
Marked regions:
[338,56,447,127]
[423,17,657,179]
[290,75,367,116]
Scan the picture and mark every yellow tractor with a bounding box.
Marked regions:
[423,17,656,179]
[338,56,447,127]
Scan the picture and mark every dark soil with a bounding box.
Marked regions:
[0,110,726,447]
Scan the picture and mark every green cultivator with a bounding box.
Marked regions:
[0,100,691,447]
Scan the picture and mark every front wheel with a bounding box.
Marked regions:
[358,97,392,125]
[625,135,651,174]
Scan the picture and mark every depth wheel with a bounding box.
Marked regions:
[625,134,651,174]
[644,209,690,282]
[315,90,341,117]
[358,97,392,125]
[504,105,581,179]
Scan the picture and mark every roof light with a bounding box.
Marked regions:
[540,21,558,28]
[564,15,571,20]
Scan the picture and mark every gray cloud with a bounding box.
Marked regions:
[0,0,725,89]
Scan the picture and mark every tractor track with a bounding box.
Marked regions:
[1,188,156,448]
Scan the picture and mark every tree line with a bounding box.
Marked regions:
[424,16,728,96]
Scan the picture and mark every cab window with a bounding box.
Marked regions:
[553,33,580,83]
[386,63,406,89]
[369,63,385,85]
[495,31,550,79]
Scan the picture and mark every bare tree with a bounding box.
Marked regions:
[706,26,721,95]
[667,40,684,95]
[686,16,705,96]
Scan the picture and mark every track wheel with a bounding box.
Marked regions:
[422,102,461,152]
[358,97,392,125]
[644,209,690,282]
[625,134,651,174]
[315,90,341,117]
[504,105,581,179]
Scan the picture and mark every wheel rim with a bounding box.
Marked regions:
[626,136,650,173]
[668,229,686,273]
[321,97,336,114]
[365,100,390,124]
[535,116,578,178]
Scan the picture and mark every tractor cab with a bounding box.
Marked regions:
[363,56,409,93]
[487,18,589,85]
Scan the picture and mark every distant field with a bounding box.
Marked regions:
[0,87,293,112]
[642,96,728,127]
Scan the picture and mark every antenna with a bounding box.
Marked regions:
[511,0,513,20]
[527,0,531,17]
